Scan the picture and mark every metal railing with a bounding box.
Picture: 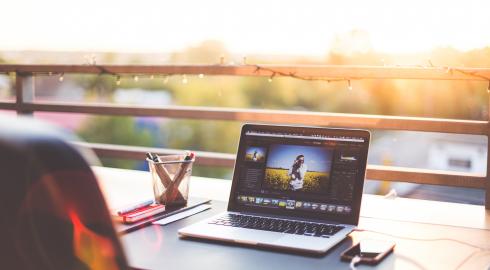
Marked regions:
[1,64,489,208]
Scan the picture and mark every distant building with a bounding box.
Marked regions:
[369,131,486,173]
[366,131,487,195]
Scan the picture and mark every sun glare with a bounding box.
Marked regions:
[1,0,489,55]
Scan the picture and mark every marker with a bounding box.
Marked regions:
[146,152,160,162]
[184,151,195,161]
[117,199,155,215]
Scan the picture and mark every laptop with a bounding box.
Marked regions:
[178,124,370,254]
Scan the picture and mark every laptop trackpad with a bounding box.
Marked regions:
[230,228,283,244]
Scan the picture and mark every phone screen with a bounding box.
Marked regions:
[342,240,395,263]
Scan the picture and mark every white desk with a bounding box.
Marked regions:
[94,166,490,270]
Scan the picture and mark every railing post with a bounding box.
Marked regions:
[15,72,34,116]
[487,93,490,209]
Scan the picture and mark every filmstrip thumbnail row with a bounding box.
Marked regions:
[237,195,352,214]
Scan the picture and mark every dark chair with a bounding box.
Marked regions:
[0,116,129,270]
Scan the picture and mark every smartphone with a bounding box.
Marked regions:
[340,239,395,265]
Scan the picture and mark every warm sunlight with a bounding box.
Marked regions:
[1,0,489,55]
[2,2,490,269]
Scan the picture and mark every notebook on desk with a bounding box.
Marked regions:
[115,197,210,234]
[179,124,370,254]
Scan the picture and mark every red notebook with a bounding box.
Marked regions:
[113,204,166,224]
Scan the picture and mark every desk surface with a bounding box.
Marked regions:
[94,166,490,270]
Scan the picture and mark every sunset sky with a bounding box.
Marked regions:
[1,0,489,55]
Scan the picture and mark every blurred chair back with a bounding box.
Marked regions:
[0,116,129,270]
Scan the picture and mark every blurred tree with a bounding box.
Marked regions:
[78,116,155,168]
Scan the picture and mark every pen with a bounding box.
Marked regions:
[167,152,195,202]
[146,152,160,162]
[117,199,155,215]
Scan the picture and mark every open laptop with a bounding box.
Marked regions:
[179,124,370,254]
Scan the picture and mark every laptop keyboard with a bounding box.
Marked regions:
[208,213,344,238]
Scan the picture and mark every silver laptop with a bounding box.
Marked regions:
[179,124,370,254]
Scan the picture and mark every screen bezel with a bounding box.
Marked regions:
[227,124,370,226]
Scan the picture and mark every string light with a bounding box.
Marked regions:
[254,65,345,83]
[268,73,275,83]
[22,63,490,96]
[220,55,225,65]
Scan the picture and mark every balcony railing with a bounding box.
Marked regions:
[1,64,489,208]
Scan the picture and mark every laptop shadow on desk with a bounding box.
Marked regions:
[179,235,354,258]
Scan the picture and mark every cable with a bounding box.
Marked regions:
[253,65,348,83]
[454,250,482,270]
[349,255,361,270]
[353,228,490,270]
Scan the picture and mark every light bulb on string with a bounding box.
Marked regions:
[58,73,64,82]
[133,75,139,82]
[487,81,490,93]
[150,75,154,80]
[182,75,188,84]
[198,74,204,79]
[116,76,121,86]
[347,80,353,91]
[163,75,169,84]
[268,73,275,83]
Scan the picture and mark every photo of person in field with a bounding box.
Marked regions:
[263,145,333,193]
[244,146,266,162]
[288,154,307,190]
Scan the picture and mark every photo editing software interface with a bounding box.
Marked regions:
[235,129,367,217]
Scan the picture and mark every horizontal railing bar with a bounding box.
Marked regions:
[73,141,236,167]
[0,101,16,110]
[1,64,490,81]
[366,165,485,189]
[12,101,489,135]
[73,142,486,189]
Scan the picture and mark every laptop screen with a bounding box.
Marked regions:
[228,124,370,225]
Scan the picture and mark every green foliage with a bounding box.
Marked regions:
[264,168,329,193]
[74,74,116,101]
[165,120,241,153]
[78,116,155,168]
